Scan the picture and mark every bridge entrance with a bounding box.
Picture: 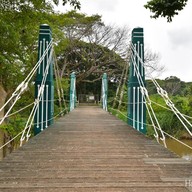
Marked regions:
[78,93,100,104]
[76,81,101,105]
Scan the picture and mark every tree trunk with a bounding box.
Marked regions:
[0,84,7,160]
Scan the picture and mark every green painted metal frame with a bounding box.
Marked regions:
[102,73,108,111]
[69,72,76,111]
[128,28,146,134]
[34,24,54,135]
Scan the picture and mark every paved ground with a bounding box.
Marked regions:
[0,106,192,191]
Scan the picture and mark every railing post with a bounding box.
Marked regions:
[128,27,146,134]
[102,73,108,111]
[70,72,76,111]
[34,24,54,135]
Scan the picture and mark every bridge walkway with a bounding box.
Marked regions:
[0,106,191,191]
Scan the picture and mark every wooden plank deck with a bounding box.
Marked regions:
[0,106,192,191]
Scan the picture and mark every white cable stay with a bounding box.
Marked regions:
[53,53,66,97]
[152,78,192,137]
[20,47,54,145]
[53,52,68,114]
[54,59,62,112]
[131,43,192,137]
[130,44,167,147]
[104,43,192,150]
[0,39,71,150]
[0,40,53,126]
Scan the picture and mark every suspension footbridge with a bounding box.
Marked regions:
[0,106,191,191]
[0,24,192,191]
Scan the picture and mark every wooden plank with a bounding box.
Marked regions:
[0,106,191,191]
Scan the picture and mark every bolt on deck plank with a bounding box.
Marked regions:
[0,106,192,192]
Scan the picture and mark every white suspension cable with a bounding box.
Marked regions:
[131,43,192,137]
[53,52,68,112]
[130,44,167,147]
[0,40,53,125]
[53,56,63,113]
[20,47,53,145]
[152,78,192,137]
[26,47,54,142]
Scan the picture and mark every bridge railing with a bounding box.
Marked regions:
[69,72,77,111]
[101,73,108,111]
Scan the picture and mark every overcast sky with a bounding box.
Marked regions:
[56,0,192,82]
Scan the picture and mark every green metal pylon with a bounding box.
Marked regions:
[102,73,108,111]
[69,72,76,111]
[34,24,54,135]
[128,28,146,134]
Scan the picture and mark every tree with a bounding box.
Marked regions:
[144,0,188,22]
[164,76,182,95]
[56,0,81,9]
[0,0,56,110]
[144,48,165,77]
[0,0,80,11]
[53,11,129,95]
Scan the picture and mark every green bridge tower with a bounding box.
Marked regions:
[34,24,54,135]
[128,27,146,134]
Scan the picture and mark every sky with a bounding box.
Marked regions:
[55,0,192,82]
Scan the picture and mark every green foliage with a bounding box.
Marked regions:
[51,11,126,96]
[144,0,188,22]
[0,115,27,141]
[147,77,192,96]
[0,1,54,91]
[61,0,81,9]
[147,93,192,138]
[108,108,127,123]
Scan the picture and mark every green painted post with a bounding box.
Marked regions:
[34,24,54,135]
[70,72,76,111]
[102,73,108,111]
[128,28,146,134]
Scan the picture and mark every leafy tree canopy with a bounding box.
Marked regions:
[0,0,80,11]
[54,0,81,9]
[144,0,188,22]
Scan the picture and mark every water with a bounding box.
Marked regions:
[165,138,192,161]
